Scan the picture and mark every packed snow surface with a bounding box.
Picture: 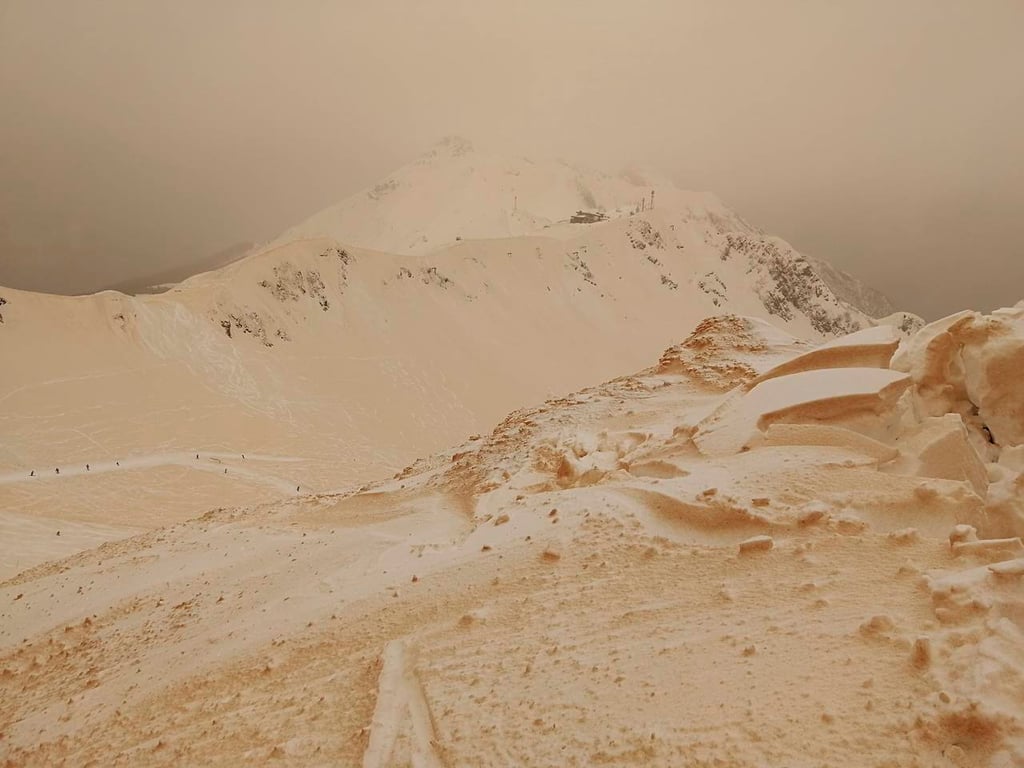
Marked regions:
[2,306,1023,766]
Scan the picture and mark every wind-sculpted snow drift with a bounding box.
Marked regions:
[2,306,1021,766]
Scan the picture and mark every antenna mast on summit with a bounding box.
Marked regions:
[650,190,655,210]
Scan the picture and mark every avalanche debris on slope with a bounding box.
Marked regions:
[2,305,1022,766]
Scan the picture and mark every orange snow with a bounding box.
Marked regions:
[2,309,1023,766]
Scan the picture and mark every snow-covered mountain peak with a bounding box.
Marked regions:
[275,141,733,256]
[232,140,914,340]
[420,134,476,160]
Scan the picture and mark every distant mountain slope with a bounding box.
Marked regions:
[0,221,907,525]
[277,136,738,255]
[0,140,917,528]
[276,136,897,325]
[805,253,896,318]
[103,241,255,295]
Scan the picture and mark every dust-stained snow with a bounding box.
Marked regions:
[0,143,894,531]
[1,142,1017,766]
[2,306,1023,766]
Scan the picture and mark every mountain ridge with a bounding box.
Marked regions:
[0,140,920,531]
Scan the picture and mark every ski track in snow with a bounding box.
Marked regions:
[0,451,308,495]
[362,639,445,768]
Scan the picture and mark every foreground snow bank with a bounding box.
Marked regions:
[682,308,1024,763]
[892,305,1024,454]
[3,307,1021,766]
[694,307,1024,536]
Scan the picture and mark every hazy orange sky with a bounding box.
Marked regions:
[1,0,1022,319]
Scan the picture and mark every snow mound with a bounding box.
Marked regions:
[654,314,808,390]
[689,307,1024,540]
[892,308,1024,451]
[750,323,901,384]
[873,310,926,336]
[695,367,910,456]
